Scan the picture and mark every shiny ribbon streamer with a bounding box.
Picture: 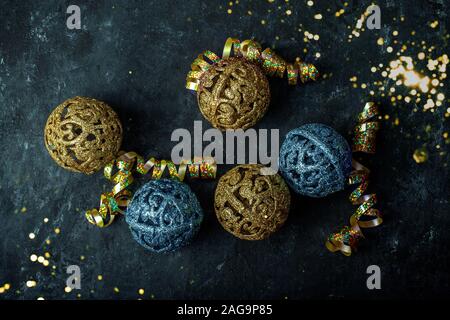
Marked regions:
[85,151,217,228]
[186,37,319,91]
[326,102,383,256]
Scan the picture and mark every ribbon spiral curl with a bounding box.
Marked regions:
[186,37,319,91]
[85,151,216,228]
[326,102,383,256]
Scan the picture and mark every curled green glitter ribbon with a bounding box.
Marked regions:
[326,102,383,256]
[186,37,319,91]
[86,151,216,228]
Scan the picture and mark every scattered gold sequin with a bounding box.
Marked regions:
[429,20,439,28]
[413,148,428,163]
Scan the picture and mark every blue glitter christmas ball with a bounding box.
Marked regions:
[125,179,204,253]
[279,123,352,198]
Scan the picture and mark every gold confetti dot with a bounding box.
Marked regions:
[227,9,232,14]
[430,20,439,28]
[371,66,377,72]
[418,52,425,60]
[413,148,428,163]
[114,287,120,293]
[387,46,393,53]
[64,286,72,293]
[314,13,322,20]
[97,275,103,281]
[261,19,266,25]
[21,207,27,213]
[377,37,384,45]
[307,1,314,6]
[138,288,145,295]
[54,228,60,234]
[43,260,49,267]
[30,254,37,262]
[43,218,49,223]
[44,252,50,258]
[286,9,292,16]
[28,233,35,240]
[26,280,37,288]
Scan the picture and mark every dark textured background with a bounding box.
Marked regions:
[0,0,449,300]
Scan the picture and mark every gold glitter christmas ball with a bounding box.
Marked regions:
[197,57,270,130]
[214,164,290,240]
[44,96,123,174]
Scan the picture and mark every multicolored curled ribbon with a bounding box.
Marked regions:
[186,37,319,91]
[85,151,216,228]
[326,102,383,256]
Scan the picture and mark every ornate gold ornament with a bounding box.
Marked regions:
[197,57,270,130]
[214,164,290,240]
[44,96,123,174]
[186,38,319,130]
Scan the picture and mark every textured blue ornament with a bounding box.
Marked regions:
[125,179,203,253]
[279,123,352,198]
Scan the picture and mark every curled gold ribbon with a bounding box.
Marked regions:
[186,37,319,91]
[85,151,216,228]
[326,102,383,256]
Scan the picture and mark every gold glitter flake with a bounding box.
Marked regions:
[413,148,428,163]
[429,20,439,29]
